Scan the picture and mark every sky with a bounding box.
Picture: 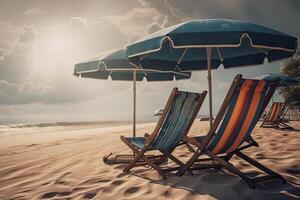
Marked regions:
[0,0,299,124]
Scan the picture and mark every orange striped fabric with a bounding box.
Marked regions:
[226,81,266,153]
[267,103,284,121]
[208,79,270,155]
[211,80,253,154]
[268,103,278,121]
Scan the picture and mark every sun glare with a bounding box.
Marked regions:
[31,32,74,76]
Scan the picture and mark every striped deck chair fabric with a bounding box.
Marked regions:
[266,102,285,122]
[177,75,285,189]
[127,91,201,151]
[207,79,269,154]
[260,102,292,129]
[121,88,207,179]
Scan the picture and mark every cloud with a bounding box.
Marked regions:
[141,0,300,37]
[25,8,44,16]
[0,26,36,84]
[140,0,191,27]
[0,80,54,105]
[147,22,161,34]
[17,26,36,43]
[68,17,128,54]
[105,6,159,38]
[0,16,130,106]
[0,0,299,122]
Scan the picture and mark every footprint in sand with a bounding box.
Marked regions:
[178,154,187,157]
[124,187,140,197]
[162,189,171,197]
[255,153,266,160]
[286,166,300,175]
[42,191,72,199]
[83,192,97,199]
[81,178,110,185]
[111,180,125,186]
[116,172,127,178]
[101,180,126,194]
[41,192,58,199]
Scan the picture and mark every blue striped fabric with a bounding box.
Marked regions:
[127,137,150,149]
[207,79,270,154]
[152,92,200,150]
[207,81,243,150]
[126,91,200,150]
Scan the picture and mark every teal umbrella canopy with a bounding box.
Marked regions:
[74,49,191,81]
[255,74,299,87]
[126,19,298,128]
[127,19,298,70]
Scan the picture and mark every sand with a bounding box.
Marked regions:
[0,121,299,200]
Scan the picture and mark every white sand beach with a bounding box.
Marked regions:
[0,121,299,200]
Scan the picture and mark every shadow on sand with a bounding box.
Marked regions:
[121,168,300,200]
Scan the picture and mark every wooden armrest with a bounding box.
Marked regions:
[182,135,201,147]
[144,133,150,138]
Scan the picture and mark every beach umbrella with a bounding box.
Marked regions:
[255,73,300,103]
[255,73,300,87]
[74,49,191,138]
[126,19,298,128]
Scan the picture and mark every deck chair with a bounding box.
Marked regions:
[176,74,285,189]
[121,88,207,179]
[261,102,293,129]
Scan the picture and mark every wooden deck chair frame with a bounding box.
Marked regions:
[261,102,294,130]
[176,74,285,189]
[120,88,207,179]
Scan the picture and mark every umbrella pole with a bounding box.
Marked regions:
[133,70,136,138]
[133,70,136,158]
[206,47,213,128]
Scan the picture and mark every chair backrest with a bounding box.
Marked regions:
[206,75,277,154]
[265,102,286,122]
[152,89,207,151]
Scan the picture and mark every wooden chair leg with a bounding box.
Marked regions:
[185,143,196,152]
[121,136,167,179]
[121,136,148,172]
[235,151,286,183]
[248,136,259,147]
[279,121,294,130]
[206,151,256,189]
[176,149,203,176]
[141,155,167,179]
[213,152,234,170]
[162,150,184,167]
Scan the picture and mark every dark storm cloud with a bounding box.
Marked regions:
[142,0,300,38]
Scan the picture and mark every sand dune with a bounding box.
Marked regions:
[0,121,299,199]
